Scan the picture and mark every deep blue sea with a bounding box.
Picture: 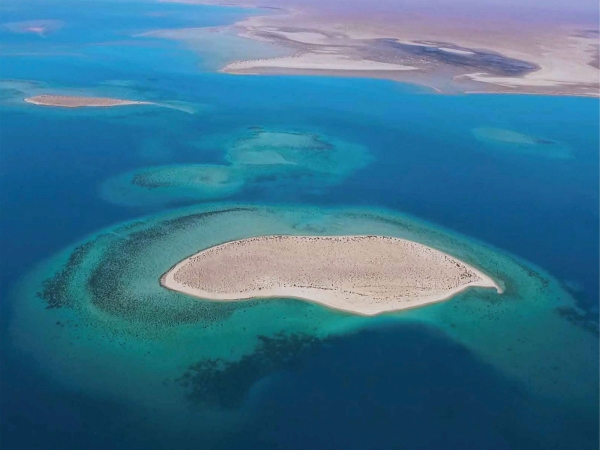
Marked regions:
[1,1,598,449]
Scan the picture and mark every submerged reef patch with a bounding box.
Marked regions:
[85,211,254,327]
[38,207,256,329]
[472,126,572,159]
[556,306,599,336]
[101,165,246,207]
[176,332,320,409]
[37,240,96,309]
[100,127,372,207]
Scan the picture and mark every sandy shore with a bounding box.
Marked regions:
[24,95,153,108]
[161,235,501,316]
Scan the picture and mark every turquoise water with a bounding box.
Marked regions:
[1,1,598,449]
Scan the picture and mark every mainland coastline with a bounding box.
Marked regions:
[161,234,502,315]
[158,0,600,97]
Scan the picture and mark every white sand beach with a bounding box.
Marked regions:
[161,235,501,315]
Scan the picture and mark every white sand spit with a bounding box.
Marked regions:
[161,235,501,315]
[224,53,417,72]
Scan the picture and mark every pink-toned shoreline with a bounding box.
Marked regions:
[159,0,599,97]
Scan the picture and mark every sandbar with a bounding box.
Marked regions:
[2,19,63,36]
[24,95,153,108]
[161,235,501,315]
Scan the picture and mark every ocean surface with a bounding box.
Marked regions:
[0,1,598,449]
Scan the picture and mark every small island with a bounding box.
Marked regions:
[24,95,153,108]
[161,235,502,315]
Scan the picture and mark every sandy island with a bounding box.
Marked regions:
[24,95,153,108]
[161,235,502,315]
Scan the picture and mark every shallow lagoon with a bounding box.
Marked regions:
[0,1,598,449]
